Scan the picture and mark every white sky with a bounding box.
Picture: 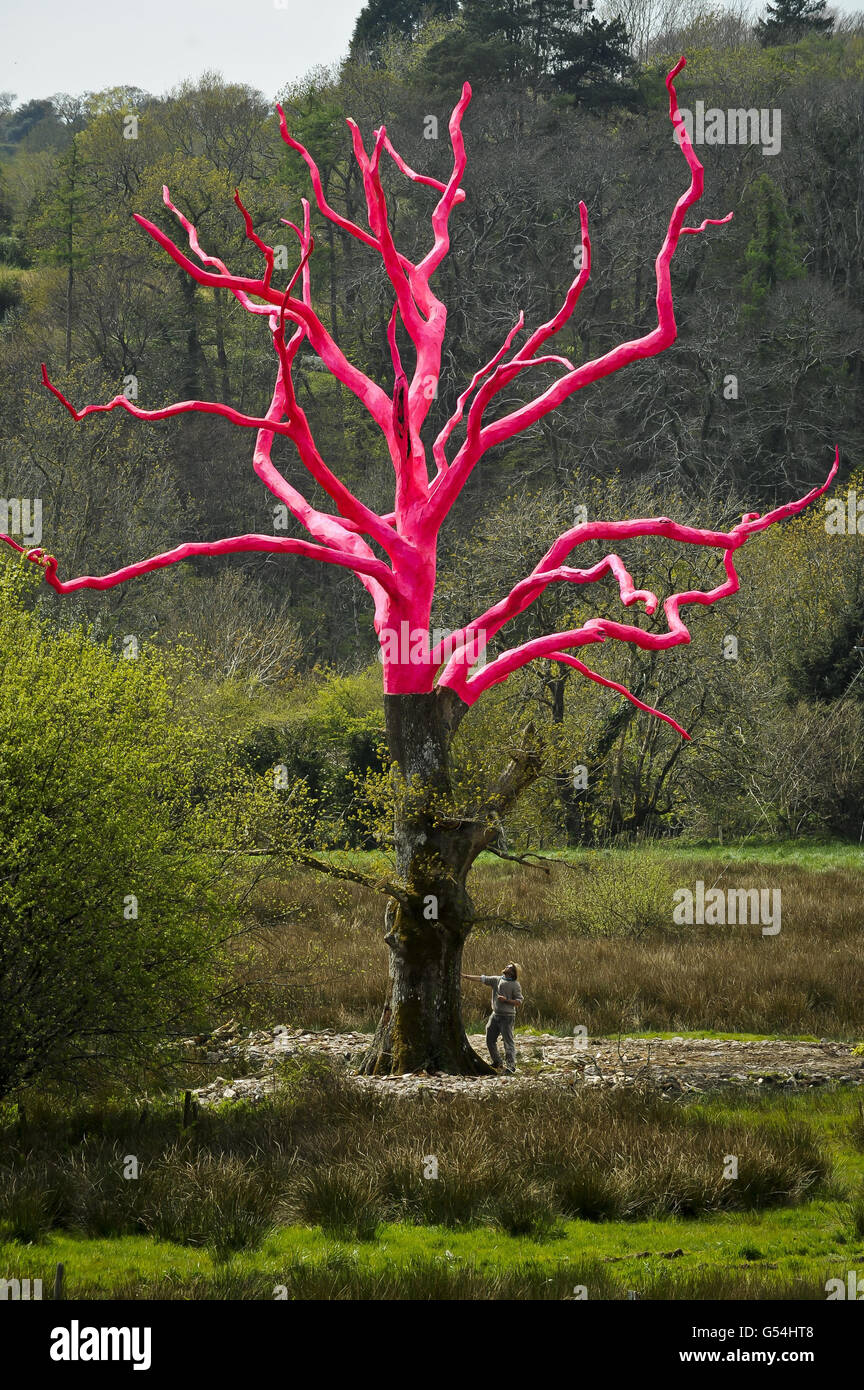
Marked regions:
[0,0,368,106]
[1,0,862,107]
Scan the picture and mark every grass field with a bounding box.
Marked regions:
[235,844,864,1038]
[2,1206,862,1300]
[3,842,862,1301]
[3,1063,864,1300]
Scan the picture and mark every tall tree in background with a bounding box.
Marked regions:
[421,0,635,98]
[556,9,636,101]
[351,0,461,63]
[33,135,89,369]
[2,60,836,1074]
[757,0,833,47]
[740,172,805,318]
[0,98,59,151]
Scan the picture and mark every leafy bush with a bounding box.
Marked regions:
[0,235,28,268]
[0,267,22,318]
[0,558,236,1097]
[553,854,679,937]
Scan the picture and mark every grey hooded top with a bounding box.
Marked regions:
[480,973,523,1017]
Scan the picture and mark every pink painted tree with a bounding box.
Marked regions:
[2,60,836,1074]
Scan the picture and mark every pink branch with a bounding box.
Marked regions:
[42,318,402,565]
[551,653,691,740]
[511,200,592,366]
[386,302,405,380]
[132,209,394,438]
[266,316,410,564]
[41,363,290,434]
[381,134,460,198]
[195,193,407,563]
[249,372,393,622]
[233,187,276,289]
[401,86,471,448]
[414,84,472,291]
[20,65,833,717]
[348,121,425,348]
[432,313,526,476]
[277,105,379,253]
[428,58,732,525]
[13,533,399,598]
[41,360,400,564]
[278,89,472,499]
[431,553,656,668]
[160,186,272,316]
[340,117,448,502]
[438,452,839,733]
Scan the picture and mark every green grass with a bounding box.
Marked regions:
[317,839,863,876]
[639,840,864,872]
[695,1089,864,1185]
[3,1199,861,1299]
[2,1079,863,1299]
[516,840,864,873]
[515,1027,828,1040]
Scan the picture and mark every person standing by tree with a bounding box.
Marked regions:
[463,964,523,1073]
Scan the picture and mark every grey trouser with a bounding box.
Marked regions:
[486,1012,516,1069]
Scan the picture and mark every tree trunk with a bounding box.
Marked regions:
[65,265,73,372]
[360,898,490,1075]
[360,690,494,1076]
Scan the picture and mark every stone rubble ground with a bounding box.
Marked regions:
[182,1022,864,1108]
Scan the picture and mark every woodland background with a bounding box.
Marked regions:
[1,0,862,860]
[1,2,864,1241]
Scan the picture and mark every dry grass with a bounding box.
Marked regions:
[0,1063,831,1247]
[230,856,864,1038]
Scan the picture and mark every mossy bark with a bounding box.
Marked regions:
[359,690,494,1077]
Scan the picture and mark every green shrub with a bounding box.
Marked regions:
[0,235,28,268]
[0,558,236,1097]
[843,1185,864,1241]
[0,1170,59,1243]
[553,854,679,937]
[549,1162,623,1220]
[0,267,22,318]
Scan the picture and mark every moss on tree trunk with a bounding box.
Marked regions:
[360,690,494,1076]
